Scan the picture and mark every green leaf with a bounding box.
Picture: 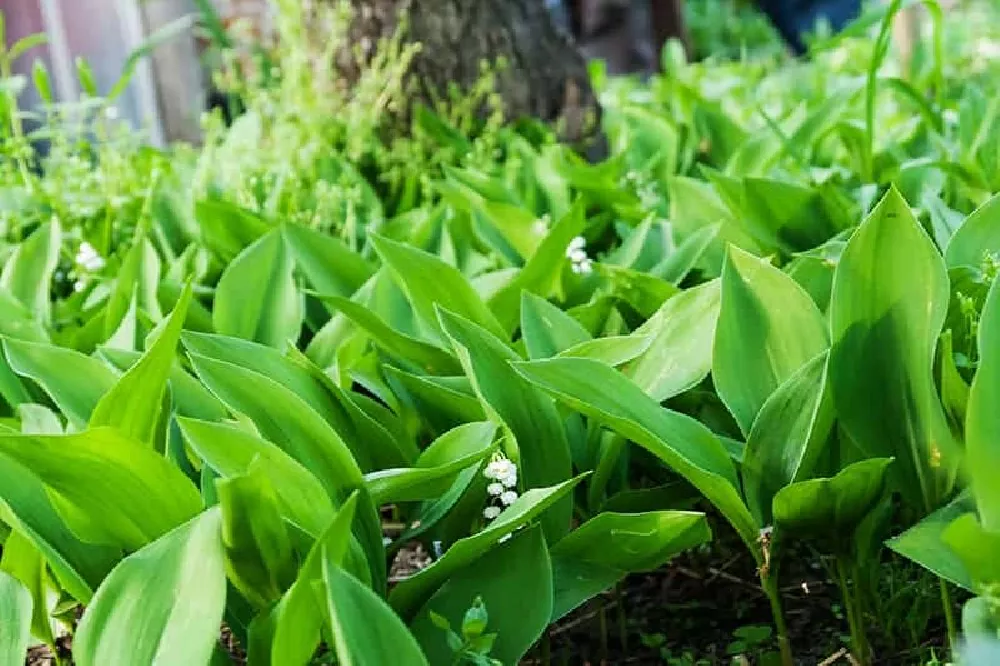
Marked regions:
[0,428,201,551]
[384,368,485,436]
[317,294,461,374]
[213,229,303,348]
[1,528,55,646]
[549,511,710,620]
[247,493,359,666]
[438,308,573,542]
[372,234,505,344]
[556,334,652,367]
[104,235,163,338]
[829,187,955,512]
[714,247,829,435]
[0,218,60,323]
[0,287,49,343]
[283,224,375,299]
[627,279,720,402]
[17,403,62,434]
[596,263,680,319]
[945,192,1000,270]
[188,353,364,496]
[740,177,842,255]
[886,491,974,591]
[364,422,497,504]
[0,454,118,602]
[178,418,334,538]
[519,292,591,360]
[966,276,1000,529]
[74,509,227,666]
[390,477,582,619]
[742,351,834,526]
[773,458,893,553]
[942,513,1000,589]
[488,202,587,333]
[89,283,192,445]
[194,199,270,262]
[513,358,758,549]
[650,223,721,285]
[217,462,297,609]
[3,339,117,427]
[410,526,550,665]
[0,570,31,666]
[324,550,430,666]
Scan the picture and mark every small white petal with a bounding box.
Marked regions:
[487,482,504,496]
[568,248,588,262]
[500,490,518,505]
[483,506,502,520]
[571,263,583,274]
[577,259,593,275]
[73,280,85,292]
[501,472,517,488]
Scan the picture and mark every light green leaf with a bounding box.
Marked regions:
[438,308,573,543]
[0,428,201,551]
[945,193,1000,270]
[714,246,828,435]
[942,513,1000,589]
[549,511,710,620]
[390,477,582,619]
[89,283,192,445]
[0,218,60,323]
[966,276,1000,529]
[3,338,117,427]
[627,279,720,401]
[829,187,956,512]
[104,235,163,338]
[213,229,303,348]
[886,491,974,591]
[371,234,505,344]
[557,334,652,367]
[410,526,550,665]
[283,224,374,299]
[194,199,270,262]
[74,509,227,666]
[324,551,430,666]
[0,570,31,666]
[520,292,591,360]
[514,358,758,549]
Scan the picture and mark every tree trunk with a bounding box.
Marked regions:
[348,0,602,148]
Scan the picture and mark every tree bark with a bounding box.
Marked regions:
[348,0,602,147]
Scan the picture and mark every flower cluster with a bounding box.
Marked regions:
[566,236,593,274]
[73,241,105,292]
[482,455,518,522]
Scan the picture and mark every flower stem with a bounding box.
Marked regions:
[940,577,957,652]
[836,556,870,665]
[761,572,794,666]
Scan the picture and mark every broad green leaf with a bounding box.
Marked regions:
[0,428,201,551]
[0,287,49,343]
[945,193,1000,270]
[217,463,296,609]
[556,334,652,367]
[0,530,52,647]
[740,177,841,255]
[0,218,60,323]
[438,308,573,542]
[364,422,497,504]
[74,509,227,666]
[3,339,117,427]
[324,553,430,666]
[714,247,828,435]
[247,494,359,666]
[410,526,550,665]
[488,202,587,333]
[194,199,270,262]
[773,458,893,554]
[742,351,833,526]
[318,295,461,375]
[178,418,334,537]
[0,454,118,601]
[188,353,364,494]
[282,224,374,299]
[627,279,720,402]
[829,187,956,511]
[390,477,582,619]
[0,570,31,666]
[384,368,485,436]
[668,175,760,274]
[371,234,505,344]
[942,513,1000,589]
[596,263,680,319]
[104,235,163,338]
[520,292,591,360]
[89,283,192,445]
[17,403,62,434]
[514,358,758,549]
[549,511,709,621]
[213,229,303,348]
[650,223,721,285]
[886,491,974,591]
[938,331,970,442]
[966,276,1000,529]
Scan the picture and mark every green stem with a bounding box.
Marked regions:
[598,601,609,664]
[761,573,794,666]
[940,578,957,652]
[615,583,628,652]
[836,557,869,665]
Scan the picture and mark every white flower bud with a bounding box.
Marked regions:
[500,490,518,506]
[483,506,502,520]
[487,482,504,496]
